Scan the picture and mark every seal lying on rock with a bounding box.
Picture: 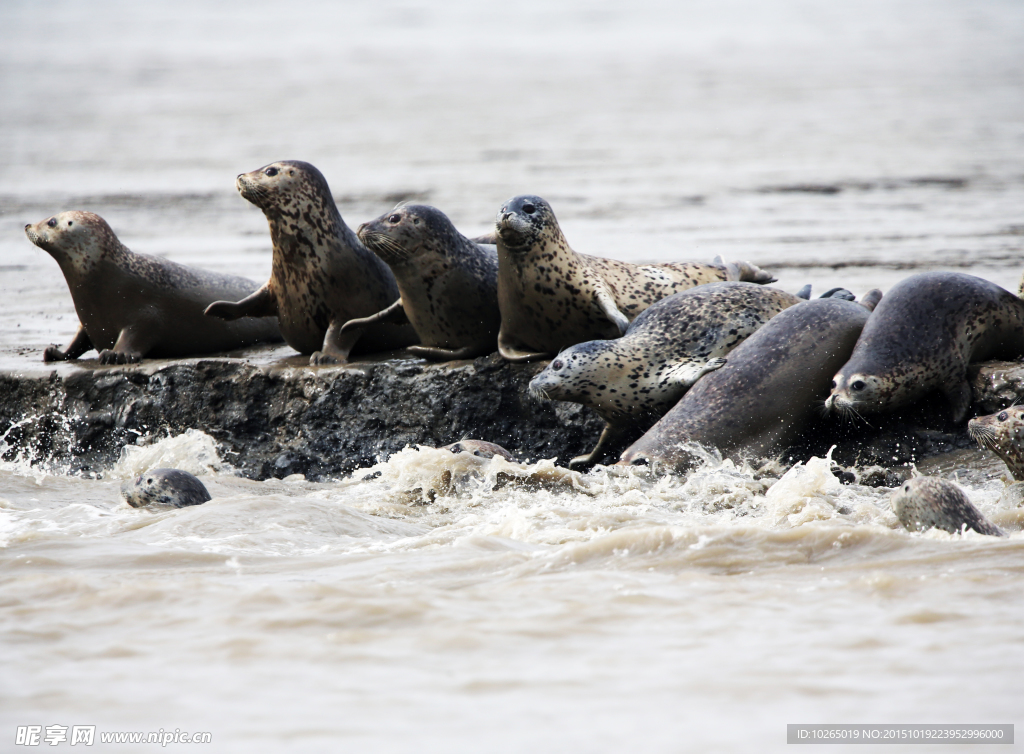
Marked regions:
[968,407,1024,481]
[889,477,1004,536]
[24,211,282,364]
[121,468,212,508]
[826,272,1024,423]
[619,295,879,472]
[349,205,501,360]
[529,282,803,468]
[205,161,418,364]
[493,195,776,362]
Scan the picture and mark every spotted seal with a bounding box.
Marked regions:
[120,468,212,508]
[205,161,419,364]
[619,295,879,471]
[889,477,1004,536]
[24,211,282,364]
[826,272,1024,423]
[442,439,516,461]
[968,406,1024,481]
[529,281,803,468]
[493,195,776,362]
[348,205,500,360]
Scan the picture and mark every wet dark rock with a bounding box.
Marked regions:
[1,353,1018,482]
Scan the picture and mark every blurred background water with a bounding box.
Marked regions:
[1,1,1023,751]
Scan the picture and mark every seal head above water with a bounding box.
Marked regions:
[493,195,776,362]
[120,468,212,508]
[826,272,1024,423]
[205,161,419,364]
[889,476,1004,536]
[24,211,282,364]
[968,406,1024,481]
[351,204,501,360]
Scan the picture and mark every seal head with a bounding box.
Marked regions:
[968,406,1024,481]
[889,477,1004,536]
[120,468,212,508]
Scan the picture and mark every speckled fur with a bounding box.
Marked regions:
[356,205,500,359]
[968,407,1024,481]
[530,282,800,424]
[889,477,1004,536]
[494,195,775,360]
[24,211,281,363]
[442,439,516,461]
[827,273,1024,422]
[209,161,418,363]
[120,468,212,508]
[619,298,872,472]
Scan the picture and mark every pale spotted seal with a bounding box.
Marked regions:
[205,161,419,364]
[348,205,501,360]
[968,407,1024,481]
[24,211,282,364]
[619,295,879,472]
[120,468,212,508]
[826,273,1024,423]
[442,439,516,461]
[493,195,776,362]
[889,477,1004,536]
[529,281,803,468]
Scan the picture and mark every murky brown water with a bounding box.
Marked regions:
[2,0,1023,751]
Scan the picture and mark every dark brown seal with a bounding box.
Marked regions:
[24,211,282,364]
[619,296,876,472]
[350,204,501,360]
[205,161,418,364]
[827,272,1024,423]
[889,477,1005,536]
[529,282,802,468]
[493,195,776,362]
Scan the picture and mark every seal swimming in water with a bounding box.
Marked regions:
[529,281,804,468]
[968,406,1024,481]
[204,160,419,364]
[24,211,282,364]
[889,477,1005,536]
[347,204,501,360]
[493,195,776,362]
[442,439,516,461]
[826,272,1024,423]
[120,468,212,508]
[619,295,879,472]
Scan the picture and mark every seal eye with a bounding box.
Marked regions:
[552,359,564,371]
[47,218,58,228]
[998,411,1009,421]
[851,380,866,391]
[264,167,278,177]
[831,380,837,390]
[522,203,536,215]
[904,484,910,492]
[388,214,401,224]
[67,221,73,227]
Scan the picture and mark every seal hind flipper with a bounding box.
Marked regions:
[408,344,492,361]
[205,284,278,321]
[796,285,812,300]
[714,256,776,284]
[820,287,855,301]
[858,289,883,311]
[43,325,93,362]
[470,231,498,245]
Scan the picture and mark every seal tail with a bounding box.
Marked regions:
[714,256,776,284]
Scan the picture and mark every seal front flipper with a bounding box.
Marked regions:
[43,325,93,362]
[569,423,631,471]
[339,298,409,334]
[943,378,973,424]
[497,330,551,362]
[593,283,629,336]
[99,324,157,365]
[205,284,278,321]
[310,320,364,365]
